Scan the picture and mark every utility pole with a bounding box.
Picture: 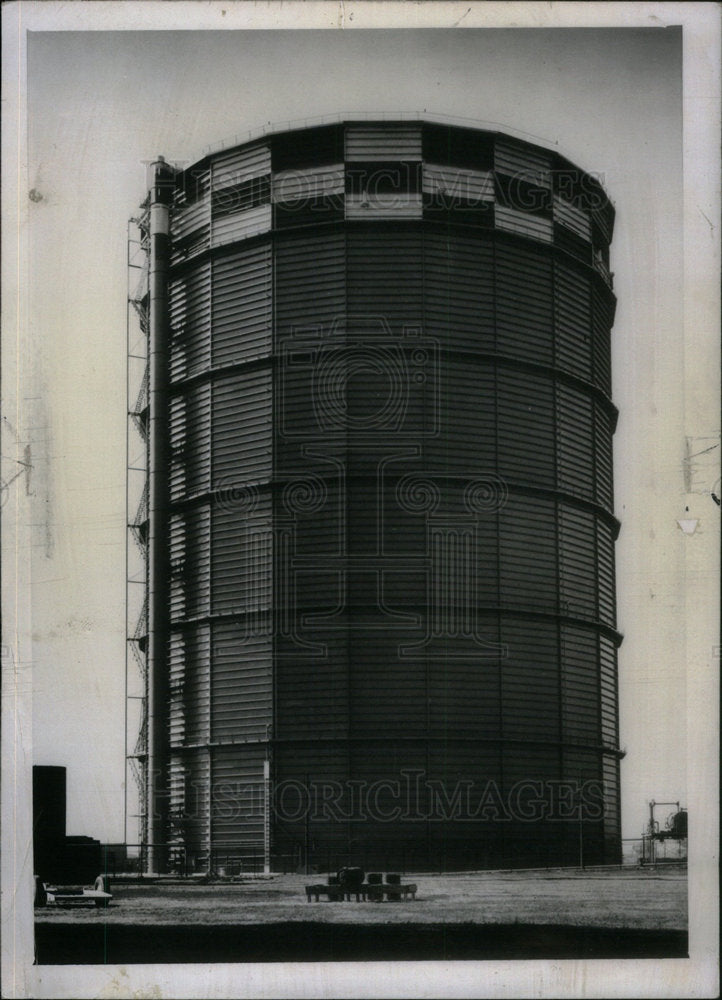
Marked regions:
[263,725,271,875]
[304,773,310,875]
[578,782,585,871]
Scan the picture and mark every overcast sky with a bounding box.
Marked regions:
[19,22,698,848]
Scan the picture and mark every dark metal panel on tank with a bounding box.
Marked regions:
[423,123,494,171]
[494,136,552,182]
[271,124,344,172]
[426,744,503,807]
[274,229,346,339]
[423,231,495,354]
[169,506,210,619]
[500,617,560,740]
[502,745,560,785]
[275,363,333,477]
[346,190,422,221]
[167,384,211,502]
[346,225,424,332]
[553,194,592,242]
[424,743,504,870]
[560,625,600,743]
[211,368,272,486]
[168,626,211,746]
[559,747,606,864]
[211,491,272,617]
[212,243,272,366]
[186,751,211,858]
[425,361,496,474]
[558,503,597,620]
[556,382,595,500]
[501,745,566,867]
[169,395,186,503]
[168,758,186,849]
[344,743,429,865]
[168,749,210,861]
[344,378,424,475]
[170,169,210,266]
[602,755,622,860]
[554,259,593,381]
[274,622,350,739]
[599,636,619,746]
[594,401,614,510]
[283,476,344,564]
[168,634,187,749]
[169,261,211,379]
[168,513,187,623]
[347,633,427,736]
[271,741,355,862]
[186,383,211,497]
[274,197,345,229]
[423,162,494,203]
[597,520,617,628]
[422,161,494,227]
[554,222,593,266]
[499,494,558,615]
[591,193,615,248]
[497,367,556,488]
[210,745,267,859]
[187,627,212,744]
[563,747,602,786]
[592,283,614,397]
[426,617,502,737]
[495,240,554,365]
[211,619,272,742]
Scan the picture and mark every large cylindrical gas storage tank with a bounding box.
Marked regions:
[144,120,622,872]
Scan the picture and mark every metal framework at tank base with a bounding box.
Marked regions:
[640,801,688,865]
[120,844,276,878]
[105,844,656,880]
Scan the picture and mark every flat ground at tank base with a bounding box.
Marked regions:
[35,868,688,964]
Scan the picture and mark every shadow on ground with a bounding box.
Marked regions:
[35,920,688,964]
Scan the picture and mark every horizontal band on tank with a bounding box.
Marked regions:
[163,606,622,647]
[163,734,625,759]
[164,477,620,536]
[165,349,618,429]
[164,218,617,304]
[164,217,618,299]
[167,216,612,295]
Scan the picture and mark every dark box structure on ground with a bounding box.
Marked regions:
[33,765,103,883]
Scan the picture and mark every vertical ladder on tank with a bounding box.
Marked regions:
[125,209,151,864]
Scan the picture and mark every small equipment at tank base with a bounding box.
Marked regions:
[35,873,113,908]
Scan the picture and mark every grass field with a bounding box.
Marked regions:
[36,867,687,930]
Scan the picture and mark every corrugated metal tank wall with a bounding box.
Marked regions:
[160,121,621,872]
